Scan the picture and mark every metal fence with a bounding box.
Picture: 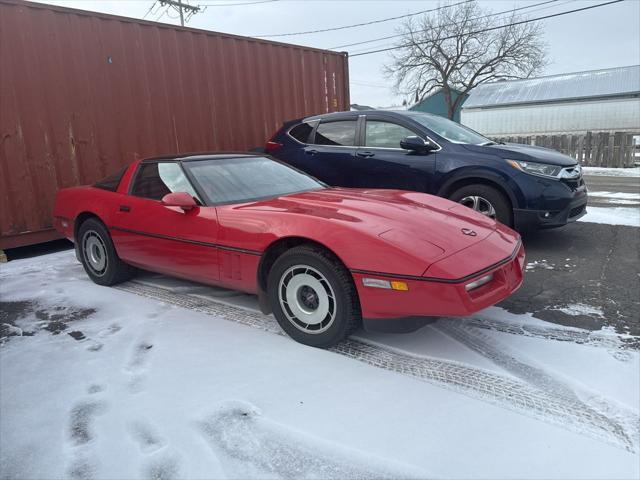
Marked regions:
[490,132,639,168]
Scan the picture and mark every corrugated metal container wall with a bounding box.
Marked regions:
[0,0,349,249]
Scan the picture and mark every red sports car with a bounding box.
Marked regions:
[53,153,525,347]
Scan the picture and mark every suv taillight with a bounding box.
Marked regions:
[265,140,283,153]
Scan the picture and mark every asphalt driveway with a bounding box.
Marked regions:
[500,222,639,336]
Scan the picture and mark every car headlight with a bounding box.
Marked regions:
[506,159,562,178]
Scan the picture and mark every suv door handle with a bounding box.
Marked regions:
[305,149,318,155]
[119,205,131,212]
[357,151,375,158]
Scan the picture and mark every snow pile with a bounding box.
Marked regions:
[582,167,640,177]
[588,191,640,200]
[525,260,555,271]
[579,206,640,227]
[550,303,605,318]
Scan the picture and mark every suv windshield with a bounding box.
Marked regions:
[404,112,492,145]
[183,156,325,205]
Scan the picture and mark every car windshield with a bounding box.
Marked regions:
[404,112,492,145]
[183,156,325,205]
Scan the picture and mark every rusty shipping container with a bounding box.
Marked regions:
[0,0,350,249]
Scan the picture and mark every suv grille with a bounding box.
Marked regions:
[560,165,584,191]
[569,204,586,218]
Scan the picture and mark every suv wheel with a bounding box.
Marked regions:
[449,184,512,227]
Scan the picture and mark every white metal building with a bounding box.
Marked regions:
[461,65,640,136]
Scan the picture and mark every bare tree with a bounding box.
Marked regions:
[384,1,547,119]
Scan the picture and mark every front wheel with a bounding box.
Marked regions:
[267,245,361,348]
[449,184,513,227]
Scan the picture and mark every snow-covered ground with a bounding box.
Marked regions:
[1,251,639,479]
[579,206,640,227]
[587,191,640,201]
[582,167,640,177]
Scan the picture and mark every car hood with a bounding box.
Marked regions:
[464,143,577,166]
[244,188,507,261]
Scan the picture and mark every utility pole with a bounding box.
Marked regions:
[159,0,200,26]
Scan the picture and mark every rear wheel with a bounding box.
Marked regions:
[77,218,135,286]
[267,245,361,348]
[449,184,512,227]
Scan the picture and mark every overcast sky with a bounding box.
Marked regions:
[31,0,640,106]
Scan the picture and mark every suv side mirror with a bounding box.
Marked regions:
[161,192,197,211]
[400,136,438,153]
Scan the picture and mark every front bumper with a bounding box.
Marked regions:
[354,242,525,333]
[514,177,588,231]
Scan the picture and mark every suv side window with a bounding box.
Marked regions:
[365,120,418,149]
[289,122,314,143]
[131,162,199,201]
[313,120,357,146]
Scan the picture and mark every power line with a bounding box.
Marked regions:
[350,0,625,58]
[252,0,472,38]
[350,80,390,89]
[143,0,158,19]
[345,0,575,55]
[198,0,278,6]
[330,0,563,50]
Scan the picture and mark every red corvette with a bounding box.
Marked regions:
[53,153,525,347]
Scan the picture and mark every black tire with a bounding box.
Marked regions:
[77,218,135,286]
[449,184,513,227]
[267,245,361,348]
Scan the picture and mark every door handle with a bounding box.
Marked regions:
[305,149,318,155]
[119,205,131,212]
[357,151,375,158]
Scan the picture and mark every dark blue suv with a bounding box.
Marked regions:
[265,110,588,231]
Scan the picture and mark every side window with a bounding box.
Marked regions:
[131,162,199,201]
[365,121,419,149]
[313,121,357,146]
[289,122,314,143]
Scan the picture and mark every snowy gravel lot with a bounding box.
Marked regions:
[1,249,639,480]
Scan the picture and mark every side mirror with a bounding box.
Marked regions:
[400,136,438,153]
[161,192,197,211]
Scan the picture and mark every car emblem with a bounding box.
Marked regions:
[461,228,477,236]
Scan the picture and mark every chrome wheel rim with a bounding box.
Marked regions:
[82,230,108,276]
[278,265,336,334]
[459,196,497,219]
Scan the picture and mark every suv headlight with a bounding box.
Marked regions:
[506,159,562,178]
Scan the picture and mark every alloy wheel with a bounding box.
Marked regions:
[459,195,497,219]
[278,265,336,334]
[82,230,108,276]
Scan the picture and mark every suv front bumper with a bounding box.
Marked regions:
[514,184,587,230]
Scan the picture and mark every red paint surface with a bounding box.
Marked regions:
[0,0,349,248]
[53,159,524,320]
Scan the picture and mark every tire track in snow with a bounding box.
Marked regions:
[434,322,639,450]
[464,317,639,351]
[115,281,638,452]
